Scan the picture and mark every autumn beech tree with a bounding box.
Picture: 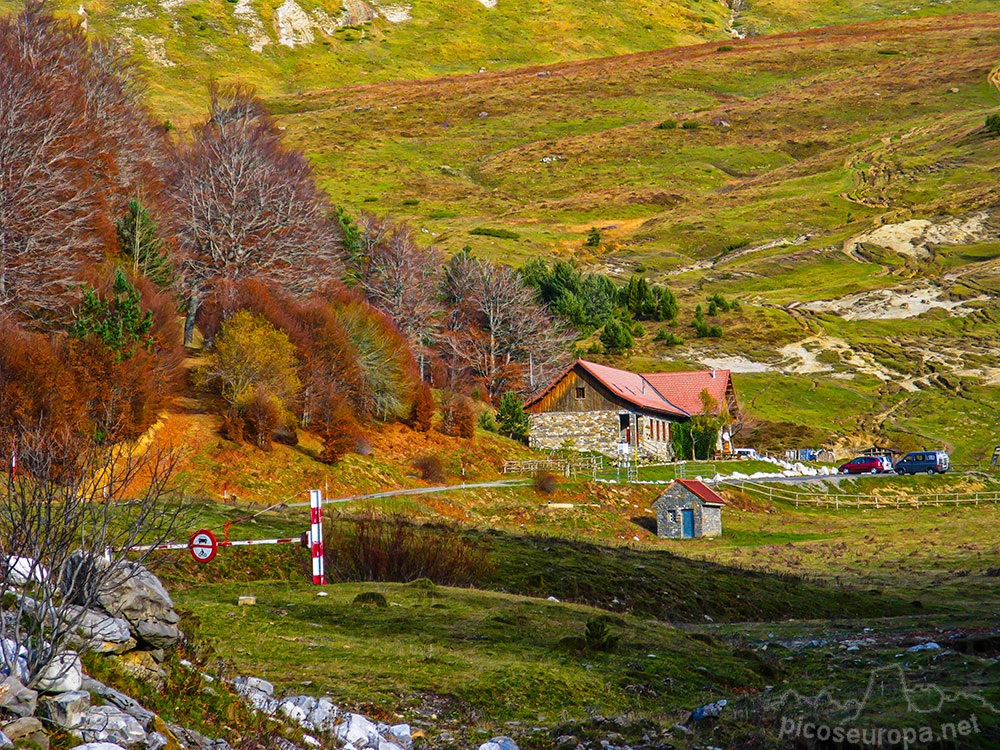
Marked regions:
[171,85,344,344]
[353,214,442,372]
[443,251,570,400]
[0,4,170,319]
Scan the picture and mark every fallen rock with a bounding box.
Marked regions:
[1,715,45,744]
[3,556,48,586]
[74,744,129,750]
[0,639,29,683]
[0,675,37,717]
[37,690,90,728]
[168,723,231,750]
[63,553,182,649]
[906,642,942,653]
[35,650,83,693]
[0,729,10,748]
[333,711,382,746]
[113,650,167,690]
[82,676,156,730]
[74,705,147,746]
[233,675,277,713]
[478,737,519,750]
[687,698,727,724]
[146,732,168,750]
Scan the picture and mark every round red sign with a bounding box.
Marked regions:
[188,529,218,563]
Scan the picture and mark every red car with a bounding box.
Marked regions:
[838,456,892,474]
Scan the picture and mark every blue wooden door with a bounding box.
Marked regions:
[681,509,695,538]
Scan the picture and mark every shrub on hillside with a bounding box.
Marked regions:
[655,329,683,346]
[322,513,494,586]
[413,455,445,483]
[681,121,700,130]
[408,382,435,432]
[655,119,677,130]
[469,227,519,240]
[584,227,602,247]
[533,472,559,494]
[477,409,497,432]
[987,113,1000,135]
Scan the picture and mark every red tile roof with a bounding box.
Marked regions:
[575,360,688,417]
[676,479,726,505]
[641,370,731,416]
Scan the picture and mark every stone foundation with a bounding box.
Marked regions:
[528,411,620,455]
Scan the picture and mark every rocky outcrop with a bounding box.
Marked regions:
[63,553,182,649]
[0,676,37,718]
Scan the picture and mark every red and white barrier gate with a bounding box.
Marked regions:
[127,490,325,585]
[309,489,325,585]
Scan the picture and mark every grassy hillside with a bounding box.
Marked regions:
[263,12,1000,459]
[2,0,994,117]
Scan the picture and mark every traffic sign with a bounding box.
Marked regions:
[189,529,218,563]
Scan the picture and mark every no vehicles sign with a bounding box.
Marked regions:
[189,529,218,563]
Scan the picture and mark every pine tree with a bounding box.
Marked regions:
[496,392,530,441]
[117,199,172,287]
[600,318,633,354]
[657,287,678,322]
[70,269,154,361]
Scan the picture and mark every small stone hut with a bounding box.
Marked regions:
[652,479,726,538]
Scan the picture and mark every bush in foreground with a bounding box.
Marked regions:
[323,513,493,586]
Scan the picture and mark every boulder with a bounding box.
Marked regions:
[35,651,83,693]
[74,745,129,750]
[478,737,519,750]
[74,705,147,746]
[333,712,382,747]
[70,606,136,654]
[3,556,48,586]
[0,729,10,748]
[145,733,168,750]
[1,715,46,745]
[0,639,29,683]
[0,675,37,717]
[37,690,90,728]
[63,552,182,649]
[233,676,278,713]
[387,724,412,749]
[112,650,167,690]
[82,676,156,729]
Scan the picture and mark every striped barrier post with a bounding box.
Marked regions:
[309,489,325,585]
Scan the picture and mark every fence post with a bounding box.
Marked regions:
[309,489,325,585]
[835,497,839,510]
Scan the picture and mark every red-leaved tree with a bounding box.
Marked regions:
[0,3,171,320]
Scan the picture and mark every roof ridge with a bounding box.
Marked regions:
[638,373,689,417]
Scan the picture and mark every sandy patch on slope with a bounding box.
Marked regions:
[799,284,983,321]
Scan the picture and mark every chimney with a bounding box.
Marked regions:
[711,369,716,379]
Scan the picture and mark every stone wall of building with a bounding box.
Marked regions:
[653,485,723,538]
[653,484,691,539]
[528,411,621,455]
[701,505,722,537]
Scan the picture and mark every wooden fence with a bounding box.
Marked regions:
[723,479,1000,509]
[502,455,604,478]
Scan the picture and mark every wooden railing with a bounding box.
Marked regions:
[722,479,1000,509]
[502,455,604,478]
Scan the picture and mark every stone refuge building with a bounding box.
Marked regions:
[653,479,726,538]
[524,359,739,460]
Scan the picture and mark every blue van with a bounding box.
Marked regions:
[893,451,950,475]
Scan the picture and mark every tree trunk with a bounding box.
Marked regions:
[184,294,200,346]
